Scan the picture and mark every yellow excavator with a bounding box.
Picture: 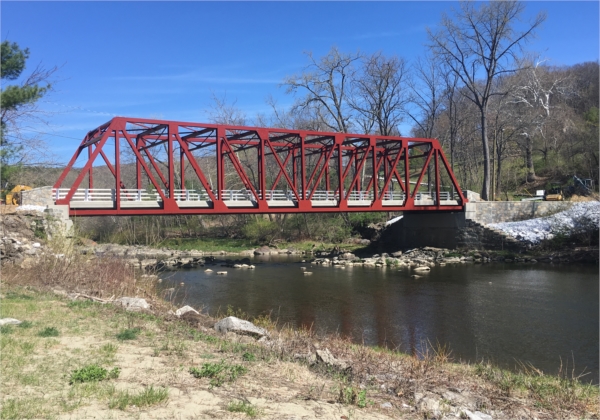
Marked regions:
[3,185,32,205]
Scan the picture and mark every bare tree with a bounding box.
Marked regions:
[351,52,409,135]
[264,95,327,131]
[427,0,546,199]
[283,46,360,133]
[509,57,568,181]
[407,54,446,139]
[207,91,247,126]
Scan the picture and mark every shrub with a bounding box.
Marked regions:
[227,400,261,417]
[37,327,59,337]
[116,328,141,341]
[70,364,120,384]
[338,386,369,408]
[242,218,279,244]
[18,321,33,329]
[189,361,248,387]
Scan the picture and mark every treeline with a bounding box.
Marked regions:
[248,55,598,199]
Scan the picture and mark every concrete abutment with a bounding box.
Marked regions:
[383,193,573,251]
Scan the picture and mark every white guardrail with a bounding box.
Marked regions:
[53,188,464,206]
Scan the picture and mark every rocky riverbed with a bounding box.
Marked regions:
[2,210,598,270]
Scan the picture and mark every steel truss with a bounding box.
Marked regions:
[53,117,467,216]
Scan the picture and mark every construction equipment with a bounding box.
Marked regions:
[568,175,594,197]
[544,184,564,201]
[4,185,32,205]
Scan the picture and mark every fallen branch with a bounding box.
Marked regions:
[69,293,115,303]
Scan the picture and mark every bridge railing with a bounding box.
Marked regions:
[53,188,466,206]
[53,188,116,202]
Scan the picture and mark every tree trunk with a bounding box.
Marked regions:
[525,135,535,182]
[496,145,502,197]
[480,112,491,200]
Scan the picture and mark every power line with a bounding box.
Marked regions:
[7,129,81,141]
[41,101,117,117]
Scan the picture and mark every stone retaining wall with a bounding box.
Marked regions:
[456,219,526,251]
[465,201,572,225]
[21,186,53,207]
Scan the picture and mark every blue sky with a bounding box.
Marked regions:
[2,1,599,164]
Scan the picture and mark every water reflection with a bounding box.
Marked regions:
[160,256,599,383]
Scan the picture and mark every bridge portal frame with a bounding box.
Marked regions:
[53,117,467,216]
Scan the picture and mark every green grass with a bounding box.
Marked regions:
[227,400,261,417]
[156,237,364,253]
[158,237,254,252]
[70,364,120,384]
[108,386,169,410]
[289,240,363,253]
[1,325,15,334]
[98,343,118,362]
[189,360,248,387]
[0,397,52,419]
[18,320,33,329]
[338,386,370,408]
[4,292,34,300]
[116,327,141,341]
[37,326,59,337]
[67,300,100,309]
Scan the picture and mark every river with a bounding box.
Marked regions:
[159,256,599,384]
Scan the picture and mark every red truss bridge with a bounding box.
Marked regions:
[53,117,467,216]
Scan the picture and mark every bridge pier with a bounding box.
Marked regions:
[382,211,467,250]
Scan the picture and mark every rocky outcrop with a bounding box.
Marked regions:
[316,348,349,371]
[175,305,200,317]
[253,245,303,255]
[113,297,150,311]
[0,318,22,326]
[413,388,492,420]
[307,246,569,268]
[1,213,47,265]
[214,316,268,338]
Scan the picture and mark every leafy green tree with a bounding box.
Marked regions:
[1,40,55,189]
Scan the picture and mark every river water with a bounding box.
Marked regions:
[160,256,599,384]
